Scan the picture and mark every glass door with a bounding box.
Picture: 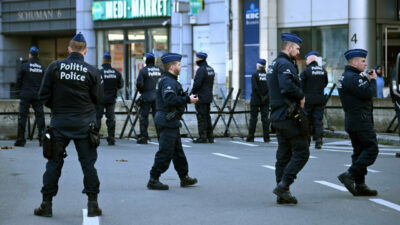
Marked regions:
[384,26,400,81]
[126,41,145,99]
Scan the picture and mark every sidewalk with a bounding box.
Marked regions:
[324,129,400,146]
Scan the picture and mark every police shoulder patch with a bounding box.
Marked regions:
[359,79,363,83]
[167,86,172,89]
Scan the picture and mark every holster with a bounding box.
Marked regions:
[285,100,309,137]
[89,122,100,148]
[42,126,67,159]
[166,110,182,121]
[261,95,269,105]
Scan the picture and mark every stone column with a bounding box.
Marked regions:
[231,0,243,96]
[259,0,277,65]
[76,0,97,66]
[348,0,376,66]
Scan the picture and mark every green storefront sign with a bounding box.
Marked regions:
[189,0,203,15]
[92,0,171,21]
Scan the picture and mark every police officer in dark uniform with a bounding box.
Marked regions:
[300,51,328,149]
[267,33,309,204]
[14,46,45,147]
[337,49,379,196]
[136,52,162,144]
[96,52,123,145]
[246,59,270,143]
[389,69,400,158]
[191,52,215,143]
[35,33,103,217]
[147,53,199,190]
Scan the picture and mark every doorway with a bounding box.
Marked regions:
[384,26,400,80]
[126,41,145,98]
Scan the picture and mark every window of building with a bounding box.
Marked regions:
[278,25,348,94]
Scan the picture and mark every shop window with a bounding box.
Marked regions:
[148,28,169,67]
[107,30,124,41]
[128,30,146,41]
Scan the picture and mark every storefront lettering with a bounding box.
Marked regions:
[93,0,170,21]
[17,10,62,21]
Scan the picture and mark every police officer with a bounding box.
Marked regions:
[14,46,45,147]
[96,52,123,145]
[246,59,270,143]
[300,51,328,149]
[267,33,309,204]
[337,49,379,196]
[136,52,162,144]
[147,53,199,190]
[389,69,400,158]
[35,33,103,217]
[191,52,215,143]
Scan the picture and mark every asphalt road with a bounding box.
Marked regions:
[1,136,399,225]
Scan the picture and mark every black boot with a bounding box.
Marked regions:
[396,153,400,158]
[355,184,378,196]
[147,177,169,190]
[137,136,148,144]
[246,136,254,142]
[180,175,198,187]
[14,139,26,147]
[107,129,115,145]
[34,195,53,217]
[263,136,270,143]
[193,136,208,143]
[337,171,357,196]
[273,180,297,204]
[315,138,322,149]
[87,194,102,217]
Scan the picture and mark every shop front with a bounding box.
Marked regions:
[92,0,171,99]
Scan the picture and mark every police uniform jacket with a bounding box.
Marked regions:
[39,52,103,138]
[191,61,215,104]
[136,64,162,102]
[250,68,269,106]
[300,61,328,105]
[390,69,400,110]
[16,57,44,100]
[100,63,123,104]
[154,71,190,129]
[338,65,376,132]
[267,52,304,121]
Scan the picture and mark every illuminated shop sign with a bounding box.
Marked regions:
[92,0,171,21]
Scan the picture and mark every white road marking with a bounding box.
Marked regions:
[182,144,192,148]
[212,153,239,159]
[369,198,400,212]
[309,156,318,159]
[314,180,347,192]
[261,165,275,170]
[321,148,396,156]
[149,141,190,148]
[230,141,258,147]
[344,164,380,173]
[82,209,100,225]
[148,142,159,145]
[323,146,400,152]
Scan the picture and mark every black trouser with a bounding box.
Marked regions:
[41,130,100,196]
[139,101,156,139]
[248,104,270,138]
[17,98,45,140]
[150,126,189,179]
[347,129,379,184]
[304,103,324,139]
[396,107,400,137]
[272,120,310,184]
[195,103,213,139]
[96,103,115,138]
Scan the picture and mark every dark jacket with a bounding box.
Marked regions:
[16,57,45,100]
[267,52,304,121]
[39,52,103,138]
[100,63,123,104]
[300,61,328,105]
[250,68,269,105]
[154,72,190,129]
[338,65,376,132]
[136,64,162,102]
[191,60,215,104]
[390,69,400,110]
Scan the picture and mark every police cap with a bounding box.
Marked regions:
[72,32,86,43]
[29,46,39,56]
[103,52,111,59]
[196,52,208,60]
[305,51,319,58]
[281,33,303,45]
[344,49,368,61]
[145,52,155,59]
[161,53,182,64]
[257,59,266,67]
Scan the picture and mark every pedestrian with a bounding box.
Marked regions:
[267,33,309,204]
[191,52,215,143]
[246,58,270,143]
[96,52,123,145]
[147,53,199,190]
[136,52,162,144]
[35,33,103,217]
[375,65,384,98]
[300,51,328,149]
[389,69,400,157]
[14,46,45,147]
[337,49,379,196]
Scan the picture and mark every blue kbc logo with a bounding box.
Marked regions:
[246,3,259,20]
